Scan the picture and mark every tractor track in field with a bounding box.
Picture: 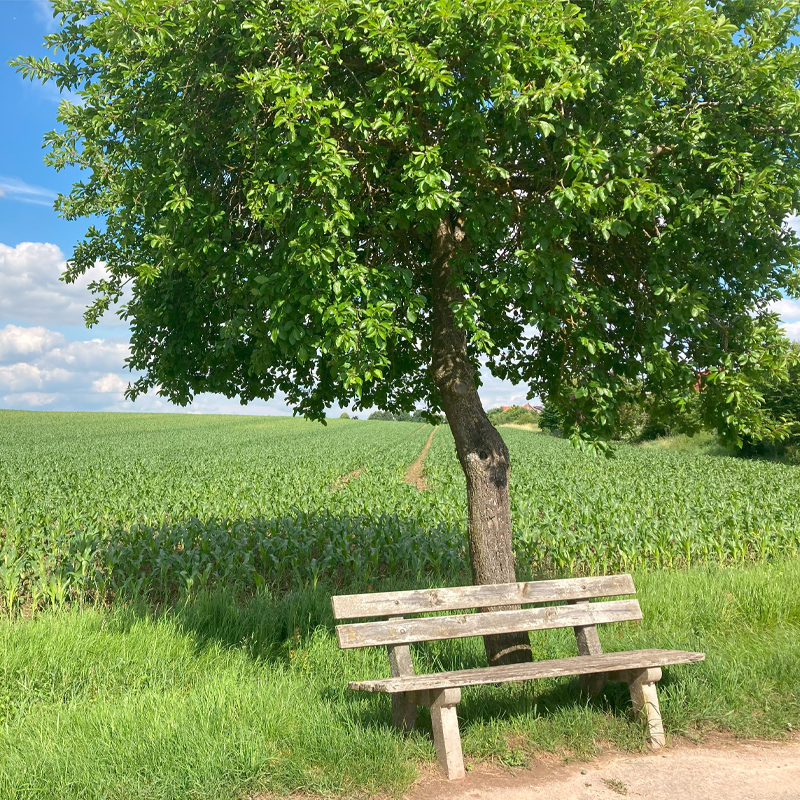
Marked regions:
[405,426,438,490]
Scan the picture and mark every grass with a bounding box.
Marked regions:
[636,431,731,456]
[1,560,798,800]
[5,412,800,615]
[498,422,541,432]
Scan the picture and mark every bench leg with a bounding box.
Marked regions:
[572,616,607,698]
[611,667,665,749]
[579,672,608,698]
[630,668,665,749]
[391,692,418,732]
[428,688,465,780]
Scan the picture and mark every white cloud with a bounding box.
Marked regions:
[0,324,67,360]
[771,297,800,322]
[0,324,132,409]
[0,362,72,393]
[0,242,126,327]
[783,321,800,342]
[38,338,131,372]
[92,373,128,394]
[478,368,535,410]
[0,323,295,415]
[5,392,58,407]
[0,177,57,207]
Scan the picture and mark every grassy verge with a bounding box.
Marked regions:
[1,560,798,800]
[636,432,731,456]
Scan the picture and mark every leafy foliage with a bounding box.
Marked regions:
[12,0,800,442]
[740,341,800,458]
[538,402,564,433]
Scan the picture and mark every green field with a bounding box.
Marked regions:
[3,410,800,610]
[1,410,799,799]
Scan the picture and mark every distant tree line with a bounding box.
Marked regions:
[368,409,446,424]
[486,406,540,426]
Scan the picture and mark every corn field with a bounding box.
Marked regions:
[1,410,799,615]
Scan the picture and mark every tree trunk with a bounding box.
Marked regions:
[429,216,532,666]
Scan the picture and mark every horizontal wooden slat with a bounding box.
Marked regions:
[336,599,642,649]
[331,575,636,620]
[349,649,705,693]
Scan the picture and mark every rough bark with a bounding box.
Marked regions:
[429,216,532,666]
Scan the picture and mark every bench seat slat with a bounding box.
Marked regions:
[332,574,635,620]
[349,649,705,693]
[336,598,642,649]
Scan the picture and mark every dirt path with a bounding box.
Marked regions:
[498,423,539,432]
[405,426,438,490]
[409,736,800,800]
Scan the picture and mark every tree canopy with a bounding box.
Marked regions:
[16,0,800,445]
[18,0,800,667]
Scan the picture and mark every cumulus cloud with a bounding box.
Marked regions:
[0,324,67,359]
[770,298,800,321]
[0,242,126,327]
[783,321,800,342]
[10,392,58,407]
[0,323,294,415]
[0,323,131,410]
[92,373,128,394]
[0,363,73,393]
[768,296,800,342]
[478,369,536,410]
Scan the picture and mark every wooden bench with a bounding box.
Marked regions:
[332,574,704,780]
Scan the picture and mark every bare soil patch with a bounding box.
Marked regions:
[331,468,362,490]
[405,426,438,490]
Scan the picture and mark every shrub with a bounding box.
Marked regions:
[486,406,539,426]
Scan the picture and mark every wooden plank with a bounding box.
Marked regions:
[336,599,642,650]
[348,649,705,693]
[331,574,636,620]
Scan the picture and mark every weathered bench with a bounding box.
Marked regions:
[332,575,704,780]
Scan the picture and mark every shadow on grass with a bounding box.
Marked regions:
[104,510,663,746]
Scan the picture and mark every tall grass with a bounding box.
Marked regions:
[1,560,798,800]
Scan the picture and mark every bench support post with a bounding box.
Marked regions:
[570,600,607,698]
[428,688,465,780]
[387,617,417,732]
[610,667,665,749]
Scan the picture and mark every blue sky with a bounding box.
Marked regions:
[1,1,798,417]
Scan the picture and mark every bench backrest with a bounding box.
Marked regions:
[332,575,639,650]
